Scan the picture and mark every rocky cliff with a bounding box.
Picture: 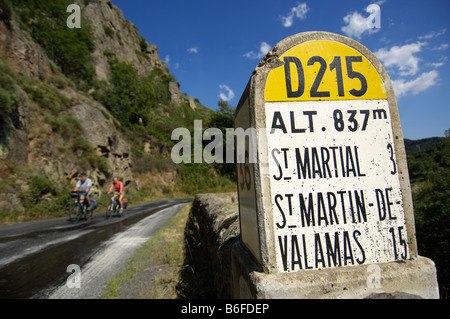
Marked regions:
[0,0,212,221]
[0,0,138,185]
[75,0,170,80]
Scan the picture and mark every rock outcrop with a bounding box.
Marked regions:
[74,0,184,105]
[76,0,168,79]
[189,96,197,111]
[0,86,29,166]
[0,15,52,79]
[67,103,133,186]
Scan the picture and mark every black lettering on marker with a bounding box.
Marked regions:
[291,235,303,271]
[296,148,311,179]
[284,56,305,98]
[311,148,323,178]
[303,234,312,269]
[317,192,329,226]
[314,233,326,269]
[321,147,332,178]
[325,232,341,267]
[277,231,367,271]
[353,230,366,264]
[271,148,282,180]
[290,111,306,133]
[278,235,288,271]
[303,111,317,132]
[327,192,339,225]
[274,194,286,229]
[343,231,355,266]
[270,111,287,134]
[354,146,366,176]
[299,193,315,227]
[329,146,339,177]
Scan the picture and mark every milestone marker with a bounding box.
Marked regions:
[235,32,419,274]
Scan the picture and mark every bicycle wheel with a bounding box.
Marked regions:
[69,204,80,223]
[86,205,93,221]
[106,203,113,219]
[115,203,122,217]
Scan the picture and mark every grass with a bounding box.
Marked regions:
[101,202,192,299]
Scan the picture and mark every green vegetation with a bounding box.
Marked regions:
[101,202,192,299]
[0,62,21,116]
[17,174,72,221]
[14,0,96,86]
[139,36,147,53]
[0,0,13,27]
[404,137,445,154]
[96,58,156,127]
[1,0,237,224]
[103,25,114,38]
[407,134,450,298]
[0,58,111,222]
[204,100,236,178]
[178,163,235,195]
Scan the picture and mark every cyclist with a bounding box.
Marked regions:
[107,177,125,214]
[73,173,92,210]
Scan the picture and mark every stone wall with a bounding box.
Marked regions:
[190,193,240,298]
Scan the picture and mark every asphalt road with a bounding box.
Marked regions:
[0,198,192,299]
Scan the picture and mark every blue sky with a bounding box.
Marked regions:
[112,0,449,139]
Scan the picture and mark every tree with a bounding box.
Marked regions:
[99,58,155,127]
[217,100,235,117]
[410,135,450,298]
[204,100,236,178]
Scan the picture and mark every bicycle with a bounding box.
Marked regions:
[68,191,94,223]
[105,192,127,219]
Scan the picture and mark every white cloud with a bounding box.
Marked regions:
[393,70,439,97]
[341,11,379,39]
[374,42,426,76]
[432,43,449,51]
[341,2,385,39]
[428,62,445,68]
[219,84,235,101]
[244,41,271,59]
[164,55,170,64]
[418,28,447,40]
[280,3,309,28]
[426,56,448,68]
[187,47,199,54]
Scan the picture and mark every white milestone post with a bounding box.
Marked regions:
[232,32,439,299]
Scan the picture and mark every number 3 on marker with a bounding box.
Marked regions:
[387,143,397,175]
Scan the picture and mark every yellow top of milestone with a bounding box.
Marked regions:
[264,39,387,102]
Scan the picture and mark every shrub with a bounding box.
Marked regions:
[17,174,73,220]
[103,25,114,38]
[139,36,147,52]
[0,66,21,115]
[98,59,156,127]
[24,174,57,204]
[14,0,96,86]
[46,115,83,140]
[0,0,12,27]
[21,78,71,112]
